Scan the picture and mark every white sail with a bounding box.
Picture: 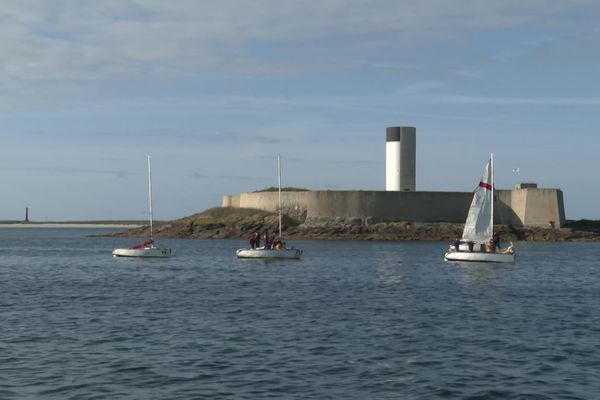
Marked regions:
[461,157,493,243]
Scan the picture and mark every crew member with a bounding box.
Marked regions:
[453,237,460,252]
[492,232,501,249]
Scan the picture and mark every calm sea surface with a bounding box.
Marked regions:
[1,228,599,399]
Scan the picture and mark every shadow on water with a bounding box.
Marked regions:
[235,258,302,266]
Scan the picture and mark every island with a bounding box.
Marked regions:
[107,207,600,242]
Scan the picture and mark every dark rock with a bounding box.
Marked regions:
[103,207,600,242]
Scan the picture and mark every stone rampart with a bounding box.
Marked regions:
[223,189,565,227]
[222,195,240,208]
[496,188,565,227]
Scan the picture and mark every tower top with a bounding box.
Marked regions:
[386,126,416,142]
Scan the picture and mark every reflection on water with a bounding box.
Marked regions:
[450,261,503,283]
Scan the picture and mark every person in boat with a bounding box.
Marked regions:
[250,231,260,249]
[453,237,460,252]
[263,230,271,250]
[268,235,275,249]
[467,241,474,252]
[486,238,496,253]
[503,242,515,255]
[273,239,284,250]
[492,231,501,249]
[256,231,262,248]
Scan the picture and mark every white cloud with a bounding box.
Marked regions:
[2,0,599,86]
[2,3,598,118]
[433,94,600,106]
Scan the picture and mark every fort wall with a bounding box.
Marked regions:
[222,195,240,208]
[223,188,565,228]
[498,188,565,227]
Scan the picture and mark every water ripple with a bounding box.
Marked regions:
[1,231,600,399]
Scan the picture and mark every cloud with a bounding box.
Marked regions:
[3,1,599,83]
[323,183,342,189]
[0,164,129,177]
[215,174,265,181]
[1,0,599,114]
[118,128,280,143]
[432,94,600,106]
[190,172,209,179]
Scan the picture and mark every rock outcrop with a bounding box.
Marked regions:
[107,207,600,242]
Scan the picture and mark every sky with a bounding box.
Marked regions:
[2,0,599,221]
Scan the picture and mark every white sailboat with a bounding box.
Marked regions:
[236,155,302,260]
[444,154,515,263]
[112,156,172,258]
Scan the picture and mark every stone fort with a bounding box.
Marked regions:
[223,127,565,228]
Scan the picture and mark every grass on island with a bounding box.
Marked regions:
[254,187,309,192]
[181,207,303,228]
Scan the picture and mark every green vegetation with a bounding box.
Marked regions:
[193,207,271,220]
[254,187,309,192]
[179,207,303,230]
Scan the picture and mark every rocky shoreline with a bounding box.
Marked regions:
[106,207,600,242]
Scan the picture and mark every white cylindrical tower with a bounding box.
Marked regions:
[386,126,416,191]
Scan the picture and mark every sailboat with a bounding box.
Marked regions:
[236,155,302,259]
[112,156,172,258]
[444,154,515,263]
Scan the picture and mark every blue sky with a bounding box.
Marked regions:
[2,1,599,221]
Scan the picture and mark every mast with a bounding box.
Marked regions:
[277,154,282,240]
[490,152,494,240]
[147,155,154,241]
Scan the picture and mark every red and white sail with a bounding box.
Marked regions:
[462,157,493,243]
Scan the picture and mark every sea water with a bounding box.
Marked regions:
[1,228,599,399]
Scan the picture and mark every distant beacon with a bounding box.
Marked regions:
[386,126,416,191]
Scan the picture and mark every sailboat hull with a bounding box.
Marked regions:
[444,250,515,263]
[112,247,171,258]
[236,248,302,259]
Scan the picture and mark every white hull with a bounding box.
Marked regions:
[444,250,515,263]
[236,248,302,259]
[112,247,171,258]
